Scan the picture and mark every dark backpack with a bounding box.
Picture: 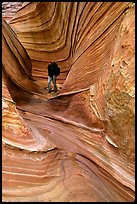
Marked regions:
[52,62,60,77]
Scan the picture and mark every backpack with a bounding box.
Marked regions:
[52,62,60,77]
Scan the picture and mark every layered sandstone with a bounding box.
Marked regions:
[2,2,135,202]
[2,2,24,22]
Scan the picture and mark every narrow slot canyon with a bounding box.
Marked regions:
[2,2,135,202]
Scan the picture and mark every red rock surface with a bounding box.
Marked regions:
[2,2,135,202]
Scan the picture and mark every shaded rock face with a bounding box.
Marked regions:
[2,2,135,202]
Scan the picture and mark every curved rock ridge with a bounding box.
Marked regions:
[2,79,55,152]
[2,2,135,202]
[9,2,133,91]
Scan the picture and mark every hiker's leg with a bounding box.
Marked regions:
[52,75,57,93]
[48,76,52,92]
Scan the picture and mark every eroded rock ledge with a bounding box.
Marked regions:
[2,2,135,202]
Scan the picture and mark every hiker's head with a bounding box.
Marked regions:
[48,60,52,64]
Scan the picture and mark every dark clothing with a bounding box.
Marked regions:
[48,62,57,93]
[48,63,53,77]
[48,62,58,77]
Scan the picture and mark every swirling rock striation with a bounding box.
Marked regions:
[2,2,135,202]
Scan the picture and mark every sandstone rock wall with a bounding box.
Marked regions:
[2,2,24,22]
[2,2,135,202]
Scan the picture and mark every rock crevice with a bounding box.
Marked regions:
[2,2,135,202]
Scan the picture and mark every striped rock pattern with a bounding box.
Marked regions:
[2,2,135,202]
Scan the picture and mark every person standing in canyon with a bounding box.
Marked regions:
[47,60,60,93]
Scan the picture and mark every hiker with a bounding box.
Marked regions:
[47,60,60,93]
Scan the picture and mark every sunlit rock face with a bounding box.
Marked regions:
[2,2,24,22]
[2,2,135,202]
